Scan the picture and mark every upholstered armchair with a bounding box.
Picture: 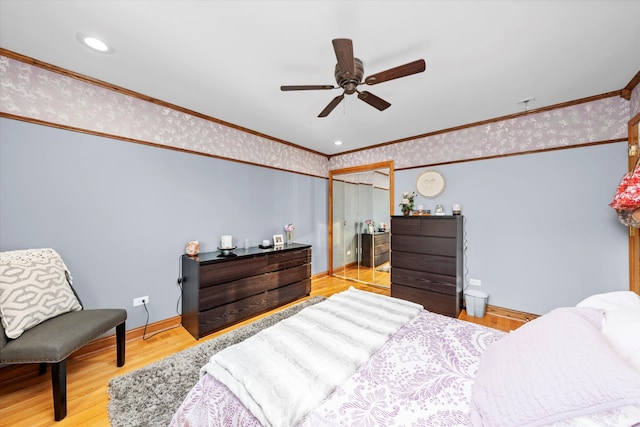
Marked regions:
[0,248,127,421]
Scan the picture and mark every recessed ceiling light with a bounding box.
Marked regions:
[334,140,343,146]
[76,33,114,53]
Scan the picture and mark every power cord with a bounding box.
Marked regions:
[462,215,469,292]
[176,254,183,316]
[141,300,150,340]
[141,254,185,340]
[462,215,470,312]
[141,300,182,340]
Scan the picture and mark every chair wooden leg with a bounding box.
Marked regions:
[51,360,67,421]
[116,321,126,367]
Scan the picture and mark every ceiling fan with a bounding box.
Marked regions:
[280,38,426,117]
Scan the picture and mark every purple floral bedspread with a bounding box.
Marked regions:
[170,311,504,427]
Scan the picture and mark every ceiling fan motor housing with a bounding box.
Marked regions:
[335,58,364,94]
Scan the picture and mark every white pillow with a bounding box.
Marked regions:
[0,248,82,339]
[577,291,640,371]
[469,307,640,427]
[577,291,640,312]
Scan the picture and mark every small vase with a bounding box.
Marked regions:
[287,231,293,245]
[368,224,374,234]
[403,209,411,216]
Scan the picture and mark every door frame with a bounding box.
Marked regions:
[328,161,394,277]
[628,113,639,294]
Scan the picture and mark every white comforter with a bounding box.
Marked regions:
[201,288,421,427]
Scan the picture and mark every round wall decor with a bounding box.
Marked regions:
[416,170,446,198]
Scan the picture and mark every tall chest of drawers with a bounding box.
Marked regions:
[391,216,463,318]
[181,244,311,339]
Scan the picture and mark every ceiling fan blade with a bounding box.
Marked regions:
[357,91,391,111]
[280,85,336,91]
[318,94,345,117]
[364,59,426,85]
[332,38,355,79]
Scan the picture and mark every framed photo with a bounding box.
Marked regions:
[273,234,284,246]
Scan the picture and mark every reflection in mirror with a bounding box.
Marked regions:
[329,161,393,288]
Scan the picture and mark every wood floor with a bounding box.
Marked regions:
[334,261,391,287]
[0,275,523,426]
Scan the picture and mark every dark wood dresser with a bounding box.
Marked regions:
[361,232,390,267]
[391,216,463,318]
[181,243,311,339]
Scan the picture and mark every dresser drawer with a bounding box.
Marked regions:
[375,233,389,244]
[267,248,311,270]
[391,235,457,257]
[391,217,421,235]
[391,251,456,276]
[373,251,390,266]
[391,266,456,294]
[392,216,459,238]
[374,240,389,253]
[199,275,269,311]
[391,284,459,318]
[265,263,311,291]
[420,218,458,237]
[199,256,268,287]
[198,292,268,336]
[267,279,311,307]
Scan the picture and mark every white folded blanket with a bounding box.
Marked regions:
[202,287,422,427]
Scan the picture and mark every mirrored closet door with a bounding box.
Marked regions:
[329,161,393,287]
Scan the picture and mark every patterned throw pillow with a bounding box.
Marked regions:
[0,248,82,339]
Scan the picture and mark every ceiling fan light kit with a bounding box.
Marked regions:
[281,38,426,118]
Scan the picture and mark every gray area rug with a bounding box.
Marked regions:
[108,296,326,426]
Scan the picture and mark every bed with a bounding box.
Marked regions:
[170,288,640,427]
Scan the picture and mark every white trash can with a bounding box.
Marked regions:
[464,289,489,318]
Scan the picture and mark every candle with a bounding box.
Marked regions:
[221,235,232,248]
[453,204,461,215]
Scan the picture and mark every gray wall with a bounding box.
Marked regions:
[394,142,629,314]
[0,118,328,329]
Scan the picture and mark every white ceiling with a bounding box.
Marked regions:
[1,0,639,156]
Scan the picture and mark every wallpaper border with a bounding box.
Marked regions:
[0,52,330,178]
[0,50,634,178]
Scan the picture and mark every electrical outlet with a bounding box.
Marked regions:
[133,296,149,307]
[469,279,482,286]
